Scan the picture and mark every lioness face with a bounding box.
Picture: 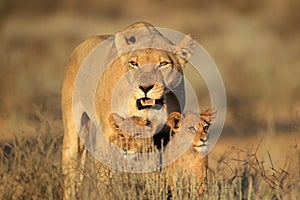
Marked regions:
[122,49,185,123]
[114,31,195,125]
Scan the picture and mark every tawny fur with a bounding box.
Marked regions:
[61,22,194,199]
[165,108,216,197]
[108,113,157,153]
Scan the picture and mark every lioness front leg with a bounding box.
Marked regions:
[62,110,94,199]
[62,127,80,199]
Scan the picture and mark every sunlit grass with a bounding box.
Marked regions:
[1,119,299,199]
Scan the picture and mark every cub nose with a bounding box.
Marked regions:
[200,135,209,143]
[139,84,154,94]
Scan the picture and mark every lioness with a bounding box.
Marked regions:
[62,22,194,199]
[165,108,216,197]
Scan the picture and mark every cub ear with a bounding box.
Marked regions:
[131,116,147,126]
[115,32,136,54]
[108,113,124,129]
[175,34,195,64]
[167,112,183,130]
[200,108,217,123]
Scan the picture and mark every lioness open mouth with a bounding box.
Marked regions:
[137,97,164,110]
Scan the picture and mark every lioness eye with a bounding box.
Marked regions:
[129,61,139,68]
[159,61,170,68]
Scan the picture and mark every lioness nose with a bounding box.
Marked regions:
[139,84,154,94]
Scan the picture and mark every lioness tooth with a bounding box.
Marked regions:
[141,99,155,106]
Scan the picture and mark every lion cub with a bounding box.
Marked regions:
[164,108,216,197]
[108,113,157,154]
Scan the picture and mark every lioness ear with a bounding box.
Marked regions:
[108,113,124,129]
[175,34,195,63]
[167,112,183,130]
[115,32,136,53]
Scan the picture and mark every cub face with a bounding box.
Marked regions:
[167,108,216,153]
[108,113,158,153]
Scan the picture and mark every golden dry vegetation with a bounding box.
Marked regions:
[0,0,300,199]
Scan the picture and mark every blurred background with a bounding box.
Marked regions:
[0,0,300,141]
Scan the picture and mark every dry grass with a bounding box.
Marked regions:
[0,120,63,199]
[0,114,299,199]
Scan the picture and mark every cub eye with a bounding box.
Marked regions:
[134,133,142,138]
[129,61,139,68]
[159,61,170,68]
[203,125,209,133]
[187,126,196,132]
[118,132,125,138]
